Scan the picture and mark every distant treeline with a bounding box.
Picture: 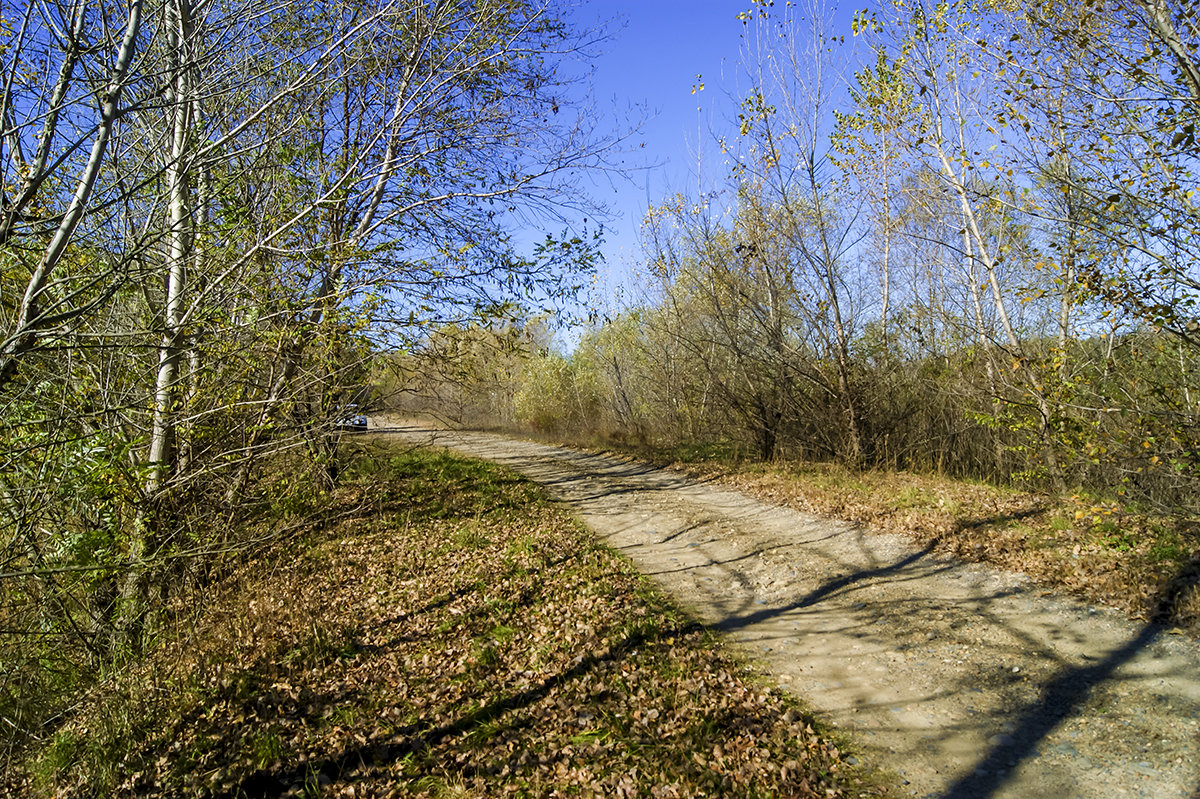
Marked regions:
[396,0,1200,515]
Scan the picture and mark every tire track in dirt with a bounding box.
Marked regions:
[375,421,1200,799]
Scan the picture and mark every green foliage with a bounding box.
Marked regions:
[514,351,602,435]
[453,522,492,550]
[2,0,610,770]
[30,732,81,789]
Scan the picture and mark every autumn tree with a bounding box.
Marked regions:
[0,0,613,752]
[730,0,869,462]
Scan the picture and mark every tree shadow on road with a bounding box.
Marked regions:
[939,561,1200,799]
[710,543,946,633]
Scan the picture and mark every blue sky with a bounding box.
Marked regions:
[568,1,753,301]
[564,1,863,307]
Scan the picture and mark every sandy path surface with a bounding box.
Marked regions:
[374,421,1200,799]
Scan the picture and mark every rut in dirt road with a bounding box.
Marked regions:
[377,422,1200,799]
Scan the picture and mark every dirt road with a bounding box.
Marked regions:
[376,422,1200,799]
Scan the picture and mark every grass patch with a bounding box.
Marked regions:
[11,443,887,798]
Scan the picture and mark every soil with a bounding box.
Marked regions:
[374,420,1200,799]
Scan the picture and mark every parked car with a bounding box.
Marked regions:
[334,406,368,432]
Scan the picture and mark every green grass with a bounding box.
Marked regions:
[250,731,284,768]
[453,521,492,549]
[891,485,932,510]
[490,624,517,643]
[30,731,79,787]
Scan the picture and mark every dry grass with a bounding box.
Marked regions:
[657,457,1200,631]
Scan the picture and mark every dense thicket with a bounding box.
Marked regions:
[0,0,606,756]
[411,0,1200,513]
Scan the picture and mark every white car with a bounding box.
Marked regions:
[334,410,368,432]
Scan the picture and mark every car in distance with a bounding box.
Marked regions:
[334,406,368,432]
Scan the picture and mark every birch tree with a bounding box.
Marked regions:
[0,0,615,741]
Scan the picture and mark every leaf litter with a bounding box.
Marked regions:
[12,446,885,798]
